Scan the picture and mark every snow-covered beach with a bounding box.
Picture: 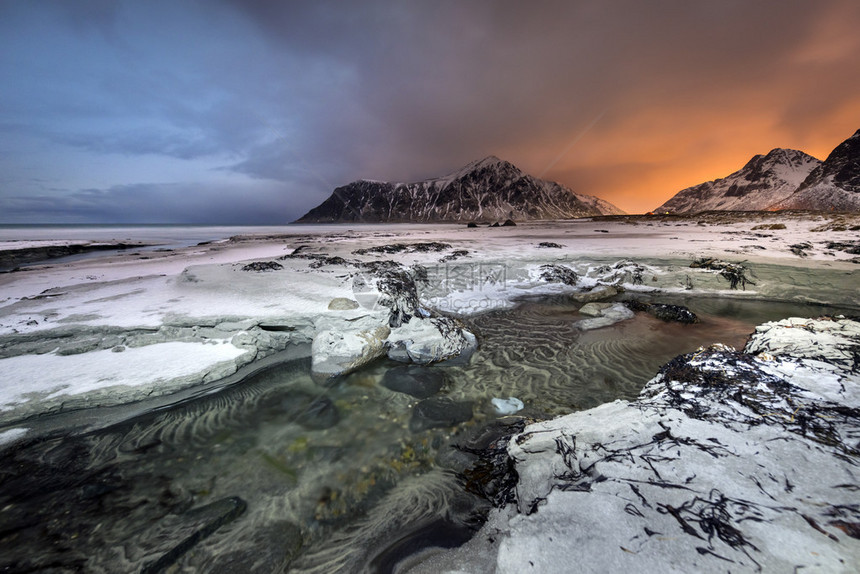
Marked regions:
[0,213,858,572]
[2,214,857,420]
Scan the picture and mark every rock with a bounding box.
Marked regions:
[410,397,474,432]
[599,260,645,286]
[267,393,340,429]
[537,242,563,248]
[539,264,579,286]
[649,303,698,323]
[502,219,517,227]
[241,261,283,272]
[690,258,755,290]
[327,297,360,310]
[569,285,618,303]
[381,365,446,398]
[454,418,525,508]
[576,303,634,330]
[578,302,613,316]
[371,267,424,328]
[311,321,391,379]
[387,317,477,365]
[745,316,860,371]
[624,300,699,324]
[751,223,786,230]
[790,242,813,257]
[491,397,524,415]
[467,221,478,228]
[446,317,860,573]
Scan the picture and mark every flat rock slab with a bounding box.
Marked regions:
[327,297,360,310]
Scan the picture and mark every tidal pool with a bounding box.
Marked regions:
[0,296,855,573]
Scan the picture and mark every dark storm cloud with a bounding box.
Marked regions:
[1,0,858,222]
[223,0,860,193]
[2,182,293,225]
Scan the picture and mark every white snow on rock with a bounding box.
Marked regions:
[387,316,477,364]
[0,341,248,412]
[311,317,391,379]
[416,318,860,573]
[576,302,635,330]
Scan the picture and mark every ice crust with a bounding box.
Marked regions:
[0,215,857,425]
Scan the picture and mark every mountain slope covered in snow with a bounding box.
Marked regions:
[296,156,625,223]
[654,148,820,213]
[771,129,860,211]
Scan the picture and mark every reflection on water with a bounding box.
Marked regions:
[0,296,853,572]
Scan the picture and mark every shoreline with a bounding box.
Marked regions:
[0,213,858,571]
[1,213,858,426]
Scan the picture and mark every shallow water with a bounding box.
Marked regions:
[0,296,855,572]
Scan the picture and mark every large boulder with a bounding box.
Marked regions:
[311,318,391,379]
[575,302,634,330]
[569,284,618,303]
[387,317,477,364]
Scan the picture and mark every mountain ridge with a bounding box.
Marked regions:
[771,129,860,211]
[653,148,821,213]
[296,156,625,223]
[655,129,860,213]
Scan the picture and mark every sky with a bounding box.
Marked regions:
[1,0,859,223]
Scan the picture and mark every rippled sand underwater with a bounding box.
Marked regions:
[0,295,855,572]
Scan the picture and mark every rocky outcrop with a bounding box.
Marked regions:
[445,317,860,573]
[409,397,474,432]
[624,300,699,323]
[296,156,624,223]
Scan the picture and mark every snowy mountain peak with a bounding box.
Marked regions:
[655,129,860,213]
[654,148,821,214]
[772,128,860,210]
[437,155,516,181]
[296,157,625,223]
